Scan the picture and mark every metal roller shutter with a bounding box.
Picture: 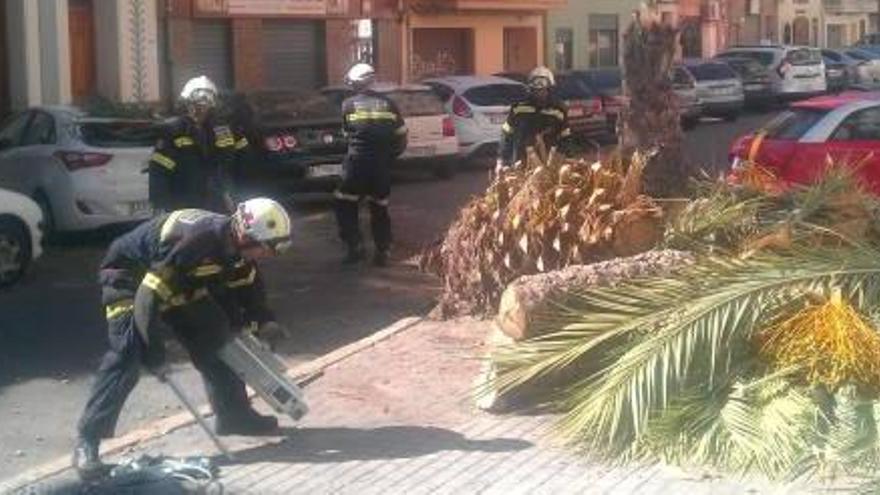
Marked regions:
[262,20,324,90]
[173,20,232,92]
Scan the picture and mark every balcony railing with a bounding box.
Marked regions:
[822,0,876,14]
[408,0,566,11]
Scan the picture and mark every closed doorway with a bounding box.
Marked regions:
[262,20,325,90]
[172,20,233,92]
[411,28,474,80]
[504,27,537,73]
[69,0,96,101]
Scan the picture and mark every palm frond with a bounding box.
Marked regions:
[634,374,817,479]
[489,246,880,467]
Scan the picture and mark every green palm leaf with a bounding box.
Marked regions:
[490,246,880,469]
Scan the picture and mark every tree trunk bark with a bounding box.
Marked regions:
[619,14,686,198]
[495,250,695,341]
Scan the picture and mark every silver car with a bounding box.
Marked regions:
[0,107,159,234]
[683,60,745,121]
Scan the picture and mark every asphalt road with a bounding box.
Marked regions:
[0,109,776,481]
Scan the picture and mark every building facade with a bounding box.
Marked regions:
[727,0,780,45]
[545,0,642,71]
[777,0,874,48]
[2,0,161,113]
[401,0,564,81]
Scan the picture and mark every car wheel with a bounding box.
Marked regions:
[0,218,31,288]
[433,161,455,180]
[33,192,56,240]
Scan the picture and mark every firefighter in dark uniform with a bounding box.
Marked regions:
[72,198,293,479]
[149,76,250,214]
[496,66,573,174]
[334,63,408,267]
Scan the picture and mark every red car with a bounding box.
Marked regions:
[729,91,880,193]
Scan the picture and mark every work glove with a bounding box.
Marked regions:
[253,321,291,351]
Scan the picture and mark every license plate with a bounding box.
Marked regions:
[308,163,343,178]
[489,114,507,125]
[745,84,765,91]
[128,200,152,216]
[407,146,436,157]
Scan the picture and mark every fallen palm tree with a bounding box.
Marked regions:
[421,148,665,318]
[483,170,880,487]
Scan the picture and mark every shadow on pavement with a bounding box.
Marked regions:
[216,426,532,465]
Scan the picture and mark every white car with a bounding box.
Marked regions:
[0,107,158,234]
[0,188,43,287]
[323,83,460,178]
[716,45,826,100]
[421,76,528,162]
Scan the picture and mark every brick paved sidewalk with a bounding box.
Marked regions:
[10,319,825,494]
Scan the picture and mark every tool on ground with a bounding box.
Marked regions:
[218,332,310,422]
[162,372,235,461]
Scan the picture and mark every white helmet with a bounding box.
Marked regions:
[527,66,556,90]
[234,198,293,253]
[344,63,376,88]
[180,75,218,108]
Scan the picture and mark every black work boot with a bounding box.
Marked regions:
[215,409,279,436]
[72,437,109,480]
[342,245,366,265]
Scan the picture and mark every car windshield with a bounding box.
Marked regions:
[717,50,775,67]
[846,49,880,61]
[580,69,622,94]
[786,48,822,65]
[687,63,737,81]
[245,90,342,124]
[761,108,828,140]
[78,121,162,148]
[385,90,446,117]
[463,84,528,106]
[555,76,594,100]
[724,58,765,77]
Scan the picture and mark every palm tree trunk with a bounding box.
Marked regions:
[619,15,686,198]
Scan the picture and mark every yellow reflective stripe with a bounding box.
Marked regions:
[151,152,176,171]
[346,111,398,123]
[748,131,767,162]
[560,127,573,138]
[215,137,235,148]
[513,105,536,114]
[234,137,249,150]
[541,108,565,120]
[334,191,360,202]
[142,272,173,300]
[174,136,194,147]
[161,288,209,310]
[105,299,134,320]
[501,122,513,134]
[191,264,223,277]
[226,267,257,288]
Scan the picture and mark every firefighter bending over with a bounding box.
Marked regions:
[73,198,292,479]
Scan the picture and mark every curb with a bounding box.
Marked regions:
[0,316,423,493]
